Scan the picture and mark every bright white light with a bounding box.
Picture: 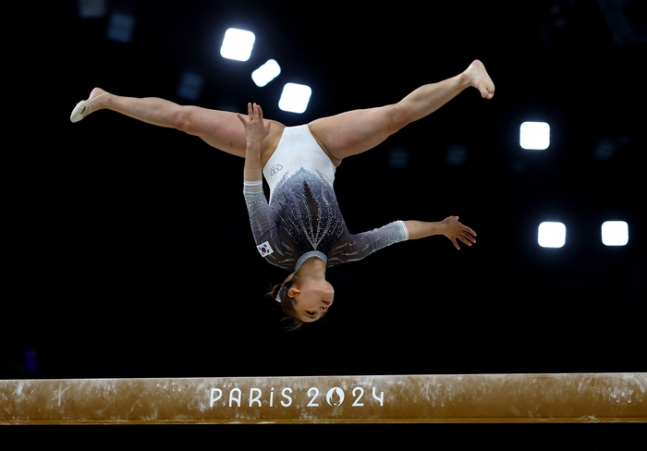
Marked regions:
[278,83,312,114]
[520,122,550,150]
[538,221,566,248]
[251,59,281,87]
[220,28,255,61]
[601,221,628,246]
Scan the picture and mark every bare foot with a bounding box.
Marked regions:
[465,60,495,99]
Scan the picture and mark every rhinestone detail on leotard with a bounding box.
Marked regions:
[244,168,407,271]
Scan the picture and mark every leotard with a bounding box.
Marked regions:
[243,125,408,272]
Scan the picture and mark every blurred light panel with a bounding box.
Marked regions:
[520,122,550,150]
[177,71,204,101]
[593,138,616,160]
[446,144,467,166]
[78,0,106,18]
[278,83,312,113]
[538,221,566,248]
[106,12,135,43]
[23,348,38,375]
[252,59,281,87]
[601,221,628,246]
[220,28,255,61]
[387,147,410,169]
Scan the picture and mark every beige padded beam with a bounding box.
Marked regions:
[1,373,645,424]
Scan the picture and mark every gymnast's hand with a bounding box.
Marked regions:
[440,216,477,250]
[237,102,271,145]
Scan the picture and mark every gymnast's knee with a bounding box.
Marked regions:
[385,104,411,134]
[171,106,197,134]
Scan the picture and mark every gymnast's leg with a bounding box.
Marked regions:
[308,60,494,163]
[70,88,285,159]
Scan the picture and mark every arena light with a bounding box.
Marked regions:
[538,221,566,248]
[177,72,204,101]
[23,348,38,375]
[106,12,136,43]
[220,28,255,62]
[593,138,617,160]
[446,144,467,166]
[598,0,647,45]
[520,122,550,150]
[252,59,281,87]
[78,0,106,18]
[601,221,628,246]
[387,147,410,169]
[278,83,312,114]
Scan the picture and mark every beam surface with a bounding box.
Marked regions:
[1,373,645,424]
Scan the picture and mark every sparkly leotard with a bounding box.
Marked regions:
[243,125,408,272]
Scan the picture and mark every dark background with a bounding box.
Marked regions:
[2,0,646,444]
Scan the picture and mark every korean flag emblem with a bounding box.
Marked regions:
[257,241,274,257]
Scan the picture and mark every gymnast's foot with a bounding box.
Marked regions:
[463,60,495,99]
[70,88,109,123]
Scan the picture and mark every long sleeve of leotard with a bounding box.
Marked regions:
[243,181,297,270]
[327,220,409,267]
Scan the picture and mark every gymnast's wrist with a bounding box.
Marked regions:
[243,165,262,182]
[245,141,263,152]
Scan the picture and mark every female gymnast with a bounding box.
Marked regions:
[70,60,494,328]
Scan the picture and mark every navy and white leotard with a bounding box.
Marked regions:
[243,125,408,272]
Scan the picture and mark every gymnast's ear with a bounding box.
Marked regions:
[288,287,300,298]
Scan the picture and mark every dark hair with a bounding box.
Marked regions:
[268,272,304,331]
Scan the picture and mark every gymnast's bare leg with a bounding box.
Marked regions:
[72,60,493,164]
[71,88,285,163]
[308,60,494,164]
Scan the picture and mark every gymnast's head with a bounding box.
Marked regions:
[269,271,334,330]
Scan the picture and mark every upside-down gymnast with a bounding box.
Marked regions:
[70,60,494,328]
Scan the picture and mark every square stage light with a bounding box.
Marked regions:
[220,28,255,62]
[445,144,467,166]
[538,221,566,248]
[520,122,550,150]
[252,59,281,87]
[78,0,106,18]
[106,12,135,43]
[601,221,629,246]
[387,147,410,169]
[177,72,204,101]
[278,83,312,114]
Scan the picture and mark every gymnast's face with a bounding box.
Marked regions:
[288,279,334,323]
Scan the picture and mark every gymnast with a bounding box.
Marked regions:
[70,60,494,328]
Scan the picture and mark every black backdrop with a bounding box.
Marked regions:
[3,0,646,444]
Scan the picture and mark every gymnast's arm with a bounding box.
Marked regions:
[403,216,476,250]
[238,102,287,267]
[237,102,270,183]
[327,221,409,266]
[328,216,477,266]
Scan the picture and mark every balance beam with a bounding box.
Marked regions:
[1,373,645,424]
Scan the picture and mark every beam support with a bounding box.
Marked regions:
[1,373,645,424]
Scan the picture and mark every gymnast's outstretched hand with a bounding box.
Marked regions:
[237,102,271,145]
[402,216,476,249]
[440,216,477,250]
